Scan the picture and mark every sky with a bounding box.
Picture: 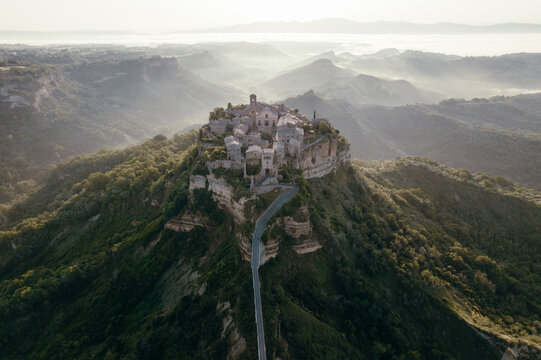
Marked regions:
[0,0,539,32]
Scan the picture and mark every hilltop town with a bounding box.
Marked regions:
[197,94,350,186]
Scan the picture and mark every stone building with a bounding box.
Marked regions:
[225,136,242,160]
[261,148,275,176]
[276,126,304,157]
[256,107,279,135]
[201,94,349,183]
[242,133,261,147]
[246,145,262,165]
[209,119,226,134]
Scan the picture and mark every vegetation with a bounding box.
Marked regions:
[0,130,539,359]
[0,132,256,359]
[209,107,234,121]
[0,55,231,206]
[259,160,540,359]
[204,146,227,161]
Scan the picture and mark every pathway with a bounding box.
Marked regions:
[251,184,298,360]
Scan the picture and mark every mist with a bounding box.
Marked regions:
[1,2,541,358]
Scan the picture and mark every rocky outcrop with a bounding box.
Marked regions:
[206,175,254,224]
[261,238,280,265]
[134,233,162,258]
[500,345,541,360]
[217,301,247,359]
[238,234,252,262]
[292,240,322,254]
[280,207,322,254]
[282,217,312,238]
[189,175,206,191]
[280,206,312,238]
[164,213,208,232]
[159,259,204,315]
[227,328,247,359]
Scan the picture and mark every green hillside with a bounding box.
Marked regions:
[0,132,539,359]
[0,57,235,204]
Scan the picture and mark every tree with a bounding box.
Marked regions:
[87,172,109,191]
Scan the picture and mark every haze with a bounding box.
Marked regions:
[1,0,541,31]
[2,1,541,358]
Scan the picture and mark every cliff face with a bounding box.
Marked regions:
[191,174,255,224]
[164,212,209,232]
[300,135,350,178]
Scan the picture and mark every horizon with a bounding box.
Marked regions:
[1,0,540,32]
[2,18,541,34]
[0,18,541,33]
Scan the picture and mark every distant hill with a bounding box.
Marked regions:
[322,73,441,106]
[348,50,541,98]
[261,58,355,99]
[262,58,437,105]
[176,49,268,87]
[211,18,541,34]
[0,56,238,203]
[284,50,351,70]
[285,91,541,189]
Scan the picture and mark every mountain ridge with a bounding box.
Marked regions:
[262,58,437,105]
[284,91,541,190]
[0,56,238,203]
[207,18,541,34]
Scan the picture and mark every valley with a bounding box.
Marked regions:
[1,36,541,360]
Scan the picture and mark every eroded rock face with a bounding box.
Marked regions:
[216,301,247,359]
[238,234,252,262]
[164,213,209,232]
[301,136,350,179]
[189,175,206,191]
[261,238,279,265]
[292,241,322,254]
[206,175,254,224]
[282,217,312,238]
[500,345,541,360]
[159,259,203,315]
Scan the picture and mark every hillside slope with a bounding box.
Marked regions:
[322,73,440,106]
[0,57,237,203]
[0,132,539,359]
[349,51,541,98]
[261,59,355,99]
[285,92,541,190]
[263,58,437,106]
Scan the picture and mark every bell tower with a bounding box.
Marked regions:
[250,94,257,107]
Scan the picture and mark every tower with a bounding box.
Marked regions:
[250,94,257,107]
